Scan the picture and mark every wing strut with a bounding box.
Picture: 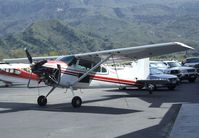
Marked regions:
[111,55,122,87]
[71,54,113,86]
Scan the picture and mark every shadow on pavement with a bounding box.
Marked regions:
[116,104,181,138]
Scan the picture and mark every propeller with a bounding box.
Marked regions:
[25,48,33,64]
[24,48,61,87]
[24,48,47,72]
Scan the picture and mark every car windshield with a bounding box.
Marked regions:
[150,62,167,68]
[150,68,164,75]
[167,62,181,67]
[185,58,199,63]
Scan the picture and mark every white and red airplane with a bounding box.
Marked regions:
[0,55,59,87]
[0,42,193,107]
[0,63,39,87]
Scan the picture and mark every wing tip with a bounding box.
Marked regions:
[174,42,194,50]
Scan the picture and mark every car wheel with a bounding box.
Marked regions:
[188,78,196,83]
[167,85,176,90]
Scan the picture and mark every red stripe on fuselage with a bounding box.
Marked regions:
[91,76,137,85]
[62,69,138,85]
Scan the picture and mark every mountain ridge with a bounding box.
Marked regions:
[0,0,199,59]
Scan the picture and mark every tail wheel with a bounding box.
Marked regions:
[72,96,82,108]
[37,95,47,106]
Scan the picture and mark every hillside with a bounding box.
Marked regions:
[0,20,113,59]
[0,0,199,59]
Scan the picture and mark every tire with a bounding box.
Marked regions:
[37,95,47,106]
[167,85,176,90]
[72,96,82,108]
[188,78,196,83]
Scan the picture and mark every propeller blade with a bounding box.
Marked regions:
[34,60,47,68]
[24,48,33,64]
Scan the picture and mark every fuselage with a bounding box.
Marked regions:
[0,62,138,89]
[0,63,38,85]
[59,65,138,89]
[0,58,149,89]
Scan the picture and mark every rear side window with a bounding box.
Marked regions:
[93,66,108,74]
[186,58,199,63]
[101,67,107,73]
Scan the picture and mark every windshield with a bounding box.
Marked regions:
[186,58,199,63]
[150,68,164,75]
[150,62,167,68]
[56,56,77,65]
[167,62,181,67]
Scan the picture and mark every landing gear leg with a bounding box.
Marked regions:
[147,84,155,94]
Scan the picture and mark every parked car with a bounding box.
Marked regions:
[150,61,181,77]
[137,68,179,94]
[163,61,197,83]
[147,68,179,90]
[182,57,199,75]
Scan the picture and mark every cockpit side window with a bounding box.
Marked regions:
[79,59,92,69]
[74,59,93,71]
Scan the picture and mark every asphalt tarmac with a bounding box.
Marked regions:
[0,79,198,138]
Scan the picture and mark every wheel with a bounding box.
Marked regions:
[147,84,155,94]
[37,95,47,106]
[167,85,176,90]
[188,78,196,83]
[71,96,82,108]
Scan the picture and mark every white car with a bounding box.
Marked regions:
[150,61,181,77]
[163,61,197,83]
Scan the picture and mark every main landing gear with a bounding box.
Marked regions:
[37,95,82,108]
[37,87,82,108]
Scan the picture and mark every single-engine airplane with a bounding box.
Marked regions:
[0,63,39,87]
[3,42,194,107]
[0,56,58,87]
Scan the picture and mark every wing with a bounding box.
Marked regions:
[74,42,193,61]
[3,56,58,63]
